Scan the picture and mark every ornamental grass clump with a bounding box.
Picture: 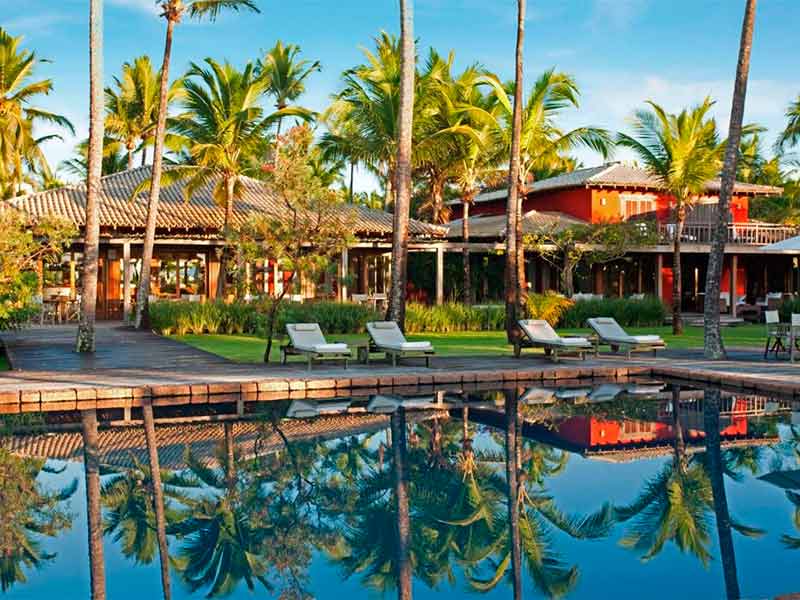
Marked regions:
[404,302,505,333]
[561,296,666,328]
[525,292,574,327]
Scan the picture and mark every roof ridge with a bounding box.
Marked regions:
[586,162,623,182]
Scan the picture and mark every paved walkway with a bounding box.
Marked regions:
[1,323,799,409]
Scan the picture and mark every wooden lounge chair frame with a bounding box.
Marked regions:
[514,319,592,363]
[586,317,666,359]
[281,323,351,372]
[365,321,435,368]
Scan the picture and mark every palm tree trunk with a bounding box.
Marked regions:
[672,211,685,335]
[349,161,355,203]
[141,146,148,167]
[505,0,525,344]
[216,176,236,299]
[142,402,172,600]
[672,386,687,474]
[704,0,757,360]
[77,0,105,352]
[81,410,106,599]
[391,408,412,600]
[703,389,741,599]
[135,15,176,330]
[462,200,472,305]
[224,421,236,490]
[388,0,415,329]
[516,186,526,302]
[273,115,283,166]
[504,390,523,600]
[127,147,135,171]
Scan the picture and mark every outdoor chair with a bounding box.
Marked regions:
[791,314,800,363]
[365,321,435,367]
[282,323,352,371]
[586,317,666,359]
[763,310,790,359]
[515,319,592,362]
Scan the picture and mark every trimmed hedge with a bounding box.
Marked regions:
[560,296,667,328]
[405,302,505,333]
[148,300,379,337]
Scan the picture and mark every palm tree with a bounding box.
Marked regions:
[76,0,106,354]
[81,409,106,599]
[134,0,260,330]
[389,0,416,329]
[105,56,180,170]
[618,98,723,334]
[704,0,758,360]
[778,95,800,152]
[155,58,290,299]
[391,408,413,600]
[505,0,525,344]
[504,390,523,599]
[257,40,319,162]
[60,137,129,178]
[0,451,76,593]
[0,27,74,198]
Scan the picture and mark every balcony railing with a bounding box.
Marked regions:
[658,222,798,246]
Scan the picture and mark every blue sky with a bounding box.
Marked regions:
[7,0,800,190]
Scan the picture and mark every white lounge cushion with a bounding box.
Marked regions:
[367,321,433,353]
[588,317,663,346]
[312,343,349,353]
[519,320,591,348]
[288,323,350,354]
[631,335,663,344]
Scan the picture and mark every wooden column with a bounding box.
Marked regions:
[435,246,444,306]
[273,262,283,296]
[656,254,664,300]
[637,259,643,294]
[340,247,349,301]
[122,242,131,322]
[208,250,220,300]
[730,254,737,314]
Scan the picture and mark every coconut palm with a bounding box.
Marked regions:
[617,98,724,334]
[60,137,129,178]
[257,40,319,160]
[704,0,758,360]
[0,452,76,593]
[778,95,800,153]
[134,0,260,330]
[105,56,181,170]
[0,27,74,198]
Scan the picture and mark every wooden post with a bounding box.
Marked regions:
[435,246,444,306]
[730,254,737,315]
[208,250,221,300]
[122,242,131,322]
[656,254,664,300]
[273,262,283,296]
[637,259,643,294]
[340,247,349,302]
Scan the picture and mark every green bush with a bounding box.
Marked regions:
[405,302,505,333]
[561,296,667,328]
[779,297,800,321]
[525,292,574,326]
[275,301,381,334]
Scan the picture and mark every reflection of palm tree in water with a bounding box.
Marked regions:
[0,449,76,592]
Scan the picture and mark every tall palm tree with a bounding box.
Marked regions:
[388,0,416,328]
[134,0,260,330]
[392,408,413,600]
[0,451,76,593]
[60,137,129,178]
[105,56,180,170]
[257,40,319,162]
[76,0,105,354]
[505,0,525,344]
[704,0,758,359]
[81,409,106,599]
[504,390,523,600]
[154,58,294,299]
[618,98,723,334]
[0,27,74,198]
[778,95,800,152]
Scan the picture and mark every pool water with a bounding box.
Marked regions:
[1,380,799,599]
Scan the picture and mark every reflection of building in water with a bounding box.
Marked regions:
[2,410,447,470]
[550,395,787,462]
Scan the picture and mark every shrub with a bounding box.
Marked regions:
[779,297,800,321]
[277,301,380,334]
[561,296,666,328]
[525,292,574,327]
[405,302,505,333]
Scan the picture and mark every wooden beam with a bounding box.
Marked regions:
[435,245,444,306]
[122,242,131,322]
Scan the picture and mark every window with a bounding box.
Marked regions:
[620,193,656,219]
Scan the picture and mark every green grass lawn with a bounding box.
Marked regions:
[174,323,767,364]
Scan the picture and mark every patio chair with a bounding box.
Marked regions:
[365,321,435,367]
[764,310,791,359]
[586,317,666,359]
[282,323,352,371]
[515,319,592,362]
[792,314,800,363]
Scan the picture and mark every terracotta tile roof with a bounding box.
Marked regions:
[446,209,587,240]
[464,162,783,204]
[7,166,445,240]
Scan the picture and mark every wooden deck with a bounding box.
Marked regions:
[1,323,799,416]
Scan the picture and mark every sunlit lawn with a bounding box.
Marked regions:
[173,323,767,364]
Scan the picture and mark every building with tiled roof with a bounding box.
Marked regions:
[446,163,798,309]
[7,167,447,319]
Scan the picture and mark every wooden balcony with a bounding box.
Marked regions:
[658,222,798,246]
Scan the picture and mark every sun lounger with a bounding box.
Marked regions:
[365,321,435,367]
[586,317,666,359]
[282,323,352,371]
[515,319,593,362]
